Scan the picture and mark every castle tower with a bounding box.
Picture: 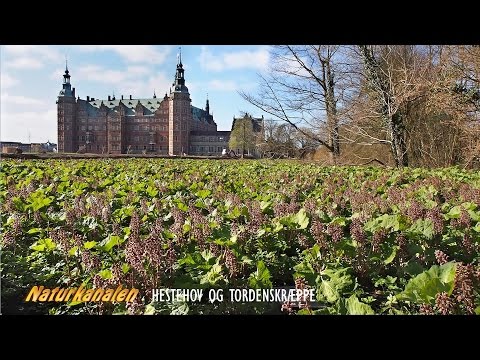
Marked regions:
[168,48,191,155]
[57,60,76,153]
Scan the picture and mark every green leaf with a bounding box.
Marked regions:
[199,262,224,286]
[84,241,97,249]
[98,269,112,279]
[177,202,188,212]
[144,304,156,315]
[30,238,56,252]
[408,219,434,239]
[69,246,79,256]
[346,295,375,315]
[297,308,313,315]
[317,267,354,304]
[67,301,83,307]
[467,210,480,222]
[182,223,191,234]
[473,222,480,233]
[384,245,399,265]
[397,262,456,305]
[122,263,130,274]
[446,206,462,219]
[295,208,310,229]
[196,189,211,199]
[30,243,45,251]
[260,200,272,212]
[103,235,121,251]
[248,260,272,289]
[319,279,339,303]
[27,228,42,234]
[146,186,158,198]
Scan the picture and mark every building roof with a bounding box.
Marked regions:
[190,131,231,136]
[231,115,264,132]
[78,98,213,124]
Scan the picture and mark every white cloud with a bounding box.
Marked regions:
[126,66,150,75]
[4,57,44,69]
[1,107,57,143]
[3,45,60,61]
[77,45,172,65]
[1,73,18,89]
[1,92,44,106]
[3,46,62,70]
[199,46,270,72]
[74,63,172,98]
[77,65,130,84]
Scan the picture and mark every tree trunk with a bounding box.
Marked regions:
[325,59,340,158]
[359,45,409,168]
[391,112,408,167]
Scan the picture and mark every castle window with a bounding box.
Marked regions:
[218,147,222,152]
[209,146,214,153]
[174,136,178,142]
[200,146,204,152]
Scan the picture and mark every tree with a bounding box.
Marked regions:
[229,114,256,158]
[240,45,345,161]
[355,45,429,167]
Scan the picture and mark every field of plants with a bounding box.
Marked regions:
[1,158,480,315]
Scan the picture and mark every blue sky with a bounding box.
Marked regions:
[1,45,270,143]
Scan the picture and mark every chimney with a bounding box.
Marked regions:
[87,96,90,102]
[92,97,95,101]
[121,95,124,100]
[72,88,76,98]
[108,95,111,101]
[129,95,132,100]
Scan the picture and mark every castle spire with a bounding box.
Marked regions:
[177,47,182,65]
[206,94,210,115]
[172,50,188,93]
[153,89,157,98]
[59,58,73,97]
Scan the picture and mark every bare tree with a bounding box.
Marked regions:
[240,45,346,161]
[356,45,432,167]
